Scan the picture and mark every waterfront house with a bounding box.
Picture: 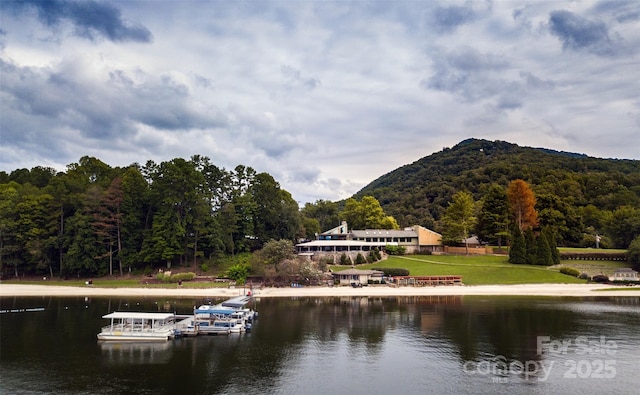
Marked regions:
[296,221,442,262]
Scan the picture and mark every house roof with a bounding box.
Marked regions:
[613,268,638,273]
[296,240,397,247]
[351,229,417,238]
[321,222,348,235]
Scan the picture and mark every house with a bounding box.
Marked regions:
[331,269,384,286]
[296,221,442,262]
[610,268,639,282]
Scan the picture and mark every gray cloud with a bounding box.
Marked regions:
[431,4,477,33]
[548,10,616,56]
[424,46,512,102]
[592,0,640,23]
[519,71,557,90]
[0,58,227,143]
[0,1,638,204]
[2,0,152,42]
[281,65,321,91]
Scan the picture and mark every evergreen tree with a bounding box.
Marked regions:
[524,228,537,265]
[536,232,553,266]
[509,227,526,264]
[476,184,509,248]
[542,227,561,265]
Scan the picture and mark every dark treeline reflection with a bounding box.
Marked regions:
[1,295,638,394]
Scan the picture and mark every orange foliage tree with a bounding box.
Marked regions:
[507,179,538,232]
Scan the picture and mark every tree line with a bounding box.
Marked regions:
[441,179,640,266]
[0,156,301,278]
[0,156,403,278]
[2,150,639,278]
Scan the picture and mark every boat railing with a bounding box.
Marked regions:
[102,321,175,333]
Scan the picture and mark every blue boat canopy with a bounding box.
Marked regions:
[221,296,252,308]
[194,305,234,315]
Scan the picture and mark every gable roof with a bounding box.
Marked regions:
[613,268,638,273]
[321,221,349,235]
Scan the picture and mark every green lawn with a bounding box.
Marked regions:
[332,254,589,285]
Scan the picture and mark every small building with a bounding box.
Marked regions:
[332,269,384,286]
[610,268,639,282]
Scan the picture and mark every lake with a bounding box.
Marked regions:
[1,295,639,394]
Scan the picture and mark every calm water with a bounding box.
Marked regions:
[1,295,639,394]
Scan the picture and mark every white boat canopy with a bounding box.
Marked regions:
[102,312,175,320]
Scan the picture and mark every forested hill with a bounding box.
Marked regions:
[354,138,640,230]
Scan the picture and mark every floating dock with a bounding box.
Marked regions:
[175,295,257,337]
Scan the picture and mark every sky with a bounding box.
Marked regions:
[1,0,639,204]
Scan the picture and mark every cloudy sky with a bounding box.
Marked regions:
[1,0,638,204]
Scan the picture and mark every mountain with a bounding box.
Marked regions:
[353,138,640,229]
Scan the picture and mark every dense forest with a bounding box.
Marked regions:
[1,138,639,278]
[0,156,302,278]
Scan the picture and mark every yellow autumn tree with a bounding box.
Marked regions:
[507,179,538,232]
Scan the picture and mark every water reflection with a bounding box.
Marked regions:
[1,295,638,394]
[100,341,174,365]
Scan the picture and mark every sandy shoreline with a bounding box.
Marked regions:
[1,283,639,298]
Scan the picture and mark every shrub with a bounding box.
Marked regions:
[320,256,335,266]
[340,253,351,265]
[578,273,589,280]
[355,253,367,265]
[226,264,249,283]
[385,245,406,255]
[157,272,196,283]
[373,248,382,260]
[592,274,609,283]
[376,268,410,277]
[200,263,209,273]
[559,267,580,277]
[172,272,196,282]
